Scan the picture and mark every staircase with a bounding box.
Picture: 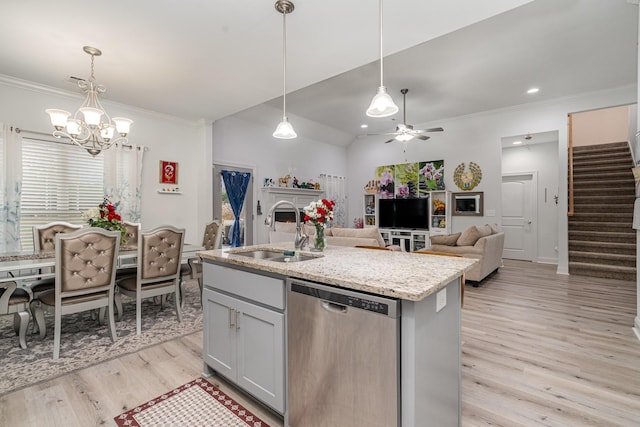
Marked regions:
[569,141,636,281]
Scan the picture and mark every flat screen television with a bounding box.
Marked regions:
[378,197,429,230]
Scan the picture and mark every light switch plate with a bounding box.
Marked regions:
[436,288,447,312]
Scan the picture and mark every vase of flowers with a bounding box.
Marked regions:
[303,198,335,252]
[82,197,127,245]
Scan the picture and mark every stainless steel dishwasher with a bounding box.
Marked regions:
[287,278,400,427]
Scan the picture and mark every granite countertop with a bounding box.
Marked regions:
[198,243,478,301]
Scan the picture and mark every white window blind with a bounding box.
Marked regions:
[20,138,104,251]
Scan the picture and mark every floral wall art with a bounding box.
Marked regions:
[418,160,445,194]
[374,160,444,199]
[394,163,419,198]
[375,165,395,199]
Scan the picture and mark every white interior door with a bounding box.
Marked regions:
[501,173,537,261]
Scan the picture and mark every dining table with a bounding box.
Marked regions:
[0,243,205,287]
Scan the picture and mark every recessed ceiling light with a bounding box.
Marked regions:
[512,140,523,145]
[360,124,368,128]
[527,87,539,94]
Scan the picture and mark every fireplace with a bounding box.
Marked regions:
[274,210,305,223]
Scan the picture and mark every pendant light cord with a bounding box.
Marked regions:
[379,0,384,87]
[282,10,287,119]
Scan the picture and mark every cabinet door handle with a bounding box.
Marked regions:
[229,308,235,329]
[235,310,240,330]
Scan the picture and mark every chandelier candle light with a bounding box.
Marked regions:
[272,0,297,139]
[46,46,133,156]
[303,198,335,252]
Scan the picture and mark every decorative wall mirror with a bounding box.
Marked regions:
[452,192,484,216]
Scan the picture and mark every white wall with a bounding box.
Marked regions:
[0,76,208,244]
[347,85,636,274]
[502,140,559,263]
[211,112,348,244]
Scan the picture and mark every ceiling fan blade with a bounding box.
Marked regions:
[384,138,396,144]
[424,127,444,132]
[358,132,401,138]
[416,135,431,141]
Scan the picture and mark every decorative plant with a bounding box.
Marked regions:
[303,199,335,251]
[82,197,127,244]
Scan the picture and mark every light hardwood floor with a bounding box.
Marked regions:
[1,260,638,426]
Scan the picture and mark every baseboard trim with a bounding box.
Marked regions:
[633,317,640,343]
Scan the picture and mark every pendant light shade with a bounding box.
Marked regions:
[273,0,297,139]
[367,86,398,118]
[366,0,398,118]
[273,116,297,139]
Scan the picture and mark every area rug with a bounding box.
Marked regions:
[0,280,203,395]
[114,377,270,427]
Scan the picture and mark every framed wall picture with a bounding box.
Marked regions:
[160,160,178,184]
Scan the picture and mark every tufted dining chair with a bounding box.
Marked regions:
[116,225,185,335]
[33,228,121,359]
[180,220,221,306]
[116,221,141,277]
[0,281,31,349]
[30,221,84,299]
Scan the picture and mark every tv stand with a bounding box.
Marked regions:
[379,228,429,252]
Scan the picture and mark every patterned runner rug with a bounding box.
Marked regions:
[114,377,270,427]
[0,280,203,395]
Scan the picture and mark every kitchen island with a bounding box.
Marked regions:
[198,243,477,427]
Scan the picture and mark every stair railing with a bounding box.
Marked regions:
[568,114,574,216]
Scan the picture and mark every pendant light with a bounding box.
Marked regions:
[273,0,297,139]
[366,0,398,118]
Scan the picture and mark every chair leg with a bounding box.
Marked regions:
[98,307,106,325]
[33,305,46,339]
[136,295,142,335]
[175,284,183,323]
[197,277,203,308]
[107,305,117,342]
[114,292,123,321]
[14,311,29,350]
[180,281,186,309]
[53,310,61,359]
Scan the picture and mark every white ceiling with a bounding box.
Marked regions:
[0,0,637,146]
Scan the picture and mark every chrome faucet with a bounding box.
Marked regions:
[265,200,308,250]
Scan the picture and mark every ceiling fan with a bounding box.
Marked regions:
[364,88,444,143]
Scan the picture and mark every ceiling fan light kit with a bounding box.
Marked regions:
[45,46,133,156]
[273,0,297,139]
[366,0,398,118]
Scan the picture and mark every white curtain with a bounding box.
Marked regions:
[0,124,22,252]
[319,174,347,227]
[103,143,145,223]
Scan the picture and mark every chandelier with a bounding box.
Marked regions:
[46,46,133,156]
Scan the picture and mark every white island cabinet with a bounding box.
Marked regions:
[199,244,476,426]
[202,262,285,414]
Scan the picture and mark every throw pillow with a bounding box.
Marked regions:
[476,224,493,238]
[331,227,386,247]
[489,223,500,234]
[430,232,461,246]
[457,226,482,246]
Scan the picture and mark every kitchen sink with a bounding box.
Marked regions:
[232,249,318,263]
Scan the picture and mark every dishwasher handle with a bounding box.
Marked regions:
[321,301,348,314]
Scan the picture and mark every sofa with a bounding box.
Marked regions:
[269,222,393,248]
[419,224,505,283]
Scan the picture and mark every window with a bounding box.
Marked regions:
[20,138,104,251]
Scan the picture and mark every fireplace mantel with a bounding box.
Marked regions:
[258,187,325,244]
